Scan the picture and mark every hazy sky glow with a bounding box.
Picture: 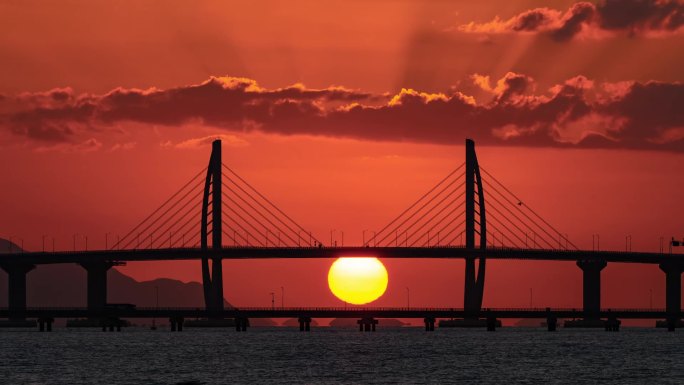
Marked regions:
[0,0,682,319]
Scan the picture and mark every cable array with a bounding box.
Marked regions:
[220,164,320,247]
[111,165,321,250]
[480,167,577,250]
[110,156,573,251]
[111,169,206,250]
[366,162,575,250]
[367,163,467,247]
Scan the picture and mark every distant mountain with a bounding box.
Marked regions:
[0,239,274,327]
[0,261,223,309]
[0,238,215,308]
[0,238,23,254]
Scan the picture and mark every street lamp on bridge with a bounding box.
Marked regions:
[592,234,600,251]
[72,234,88,251]
[659,236,664,253]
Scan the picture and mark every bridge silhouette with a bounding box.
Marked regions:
[1,139,682,332]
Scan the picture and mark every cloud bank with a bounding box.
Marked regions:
[458,0,684,41]
[1,74,682,152]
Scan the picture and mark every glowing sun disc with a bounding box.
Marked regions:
[328,257,388,305]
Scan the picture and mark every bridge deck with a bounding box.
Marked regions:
[1,307,678,319]
[1,246,682,265]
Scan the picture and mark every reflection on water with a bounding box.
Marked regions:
[1,327,683,384]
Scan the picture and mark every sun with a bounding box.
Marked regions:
[327,257,388,305]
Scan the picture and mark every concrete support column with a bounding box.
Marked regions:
[357,318,378,332]
[100,317,122,332]
[234,317,248,332]
[546,308,557,332]
[169,317,184,332]
[80,262,113,312]
[37,317,54,332]
[577,259,607,320]
[605,313,620,332]
[659,262,683,331]
[1,263,35,321]
[486,316,498,331]
[298,317,311,332]
[424,317,435,331]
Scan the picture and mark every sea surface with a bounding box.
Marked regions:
[1,327,682,384]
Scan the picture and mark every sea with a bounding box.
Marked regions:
[1,327,682,384]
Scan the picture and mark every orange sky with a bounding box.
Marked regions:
[1,0,683,313]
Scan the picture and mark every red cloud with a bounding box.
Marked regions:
[458,0,684,41]
[1,74,682,152]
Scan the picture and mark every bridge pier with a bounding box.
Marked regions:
[357,318,377,332]
[423,317,435,331]
[546,308,557,331]
[577,259,607,324]
[234,317,249,332]
[1,262,35,321]
[298,317,311,331]
[38,317,54,332]
[100,317,123,332]
[486,316,498,331]
[80,261,113,312]
[659,262,683,331]
[170,317,184,332]
[605,313,620,331]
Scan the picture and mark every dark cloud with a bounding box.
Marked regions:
[598,0,684,32]
[459,0,684,40]
[1,75,682,152]
[510,9,558,32]
[551,2,597,41]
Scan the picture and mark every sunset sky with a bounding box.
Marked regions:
[1,0,683,315]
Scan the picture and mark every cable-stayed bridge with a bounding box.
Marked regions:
[1,139,682,331]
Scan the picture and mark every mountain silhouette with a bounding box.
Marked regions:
[0,238,280,326]
[0,238,216,308]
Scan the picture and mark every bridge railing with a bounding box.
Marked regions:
[9,245,677,255]
[2,306,669,313]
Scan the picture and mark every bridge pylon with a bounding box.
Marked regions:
[201,139,224,312]
[464,139,486,318]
